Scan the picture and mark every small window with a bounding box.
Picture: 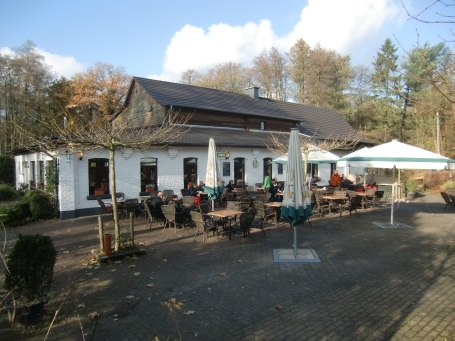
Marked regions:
[260,121,265,130]
[278,164,283,175]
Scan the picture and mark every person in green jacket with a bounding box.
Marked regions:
[263,172,272,194]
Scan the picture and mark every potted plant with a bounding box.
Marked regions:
[405,179,418,199]
[29,179,36,188]
[146,184,155,193]
[3,233,57,324]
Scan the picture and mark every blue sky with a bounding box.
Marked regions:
[0,0,450,82]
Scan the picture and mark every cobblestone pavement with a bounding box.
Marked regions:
[1,193,455,341]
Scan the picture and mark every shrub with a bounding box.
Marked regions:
[0,155,14,186]
[405,179,418,193]
[23,191,55,220]
[0,204,14,225]
[4,234,57,302]
[11,201,31,226]
[16,182,29,195]
[445,180,455,189]
[0,184,16,201]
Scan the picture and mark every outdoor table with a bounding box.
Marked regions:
[138,196,150,202]
[322,195,346,214]
[355,192,371,209]
[264,202,283,225]
[207,209,243,240]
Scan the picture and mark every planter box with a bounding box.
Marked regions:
[94,189,105,196]
[146,187,155,193]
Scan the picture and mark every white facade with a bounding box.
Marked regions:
[14,145,340,219]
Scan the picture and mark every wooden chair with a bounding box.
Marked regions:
[191,211,219,243]
[96,198,113,217]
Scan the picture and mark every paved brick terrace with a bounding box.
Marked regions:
[1,193,454,341]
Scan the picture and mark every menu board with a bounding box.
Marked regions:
[223,162,230,176]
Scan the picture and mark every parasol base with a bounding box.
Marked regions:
[372,221,414,229]
[273,249,320,263]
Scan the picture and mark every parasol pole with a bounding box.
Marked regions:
[391,182,395,225]
[293,225,297,258]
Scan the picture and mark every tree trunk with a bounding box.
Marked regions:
[109,147,121,251]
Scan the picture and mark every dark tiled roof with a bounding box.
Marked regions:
[168,127,284,148]
[133,77,294,120]
[132,77,367,143]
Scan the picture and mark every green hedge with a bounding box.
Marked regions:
[23,190,55,220]
[0,184,17,201]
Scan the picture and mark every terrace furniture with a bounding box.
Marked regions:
[191,211,219,243]
[161,204,184,232]
[232,211,255,238]
[96,198,113,217]
[122,198,140,220]
[440,192,455,211]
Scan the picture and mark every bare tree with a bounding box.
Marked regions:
[193,62,253,93]
[252,46,289,100]
[14,108,191,252]
[267,130,362,178]
[180,69,200,85]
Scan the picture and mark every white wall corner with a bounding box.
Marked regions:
[167,148,178,159]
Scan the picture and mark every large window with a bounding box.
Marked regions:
[183,158,197,188]
[234,157,245,187]
[89,158,109,195]
[141,158,157,192]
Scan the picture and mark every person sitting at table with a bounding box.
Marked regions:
[341,174,352,188]
[275,182,283,202]
[225,180,235,192]
[148,191,165,220]
[330,170,341,188]
[197,180,205,192]
[186,182,198,196]
[169,195,188,226]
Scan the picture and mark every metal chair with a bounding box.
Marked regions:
[232,211,255,238]
[365,190,384,208]
[162,190,174,203]
[143,201,164,228]
[341,195,362,216]
[115,192,125,200]
[96,198,113,217]
[441,192,455,211]
[191,211,219,243]
[122,198,139,220]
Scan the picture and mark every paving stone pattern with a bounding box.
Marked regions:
[0,193,454,340]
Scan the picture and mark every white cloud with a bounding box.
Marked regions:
[148,19,277,81]
[1,46,85,79]
[36,48,86,78]
[150,0,405,82]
